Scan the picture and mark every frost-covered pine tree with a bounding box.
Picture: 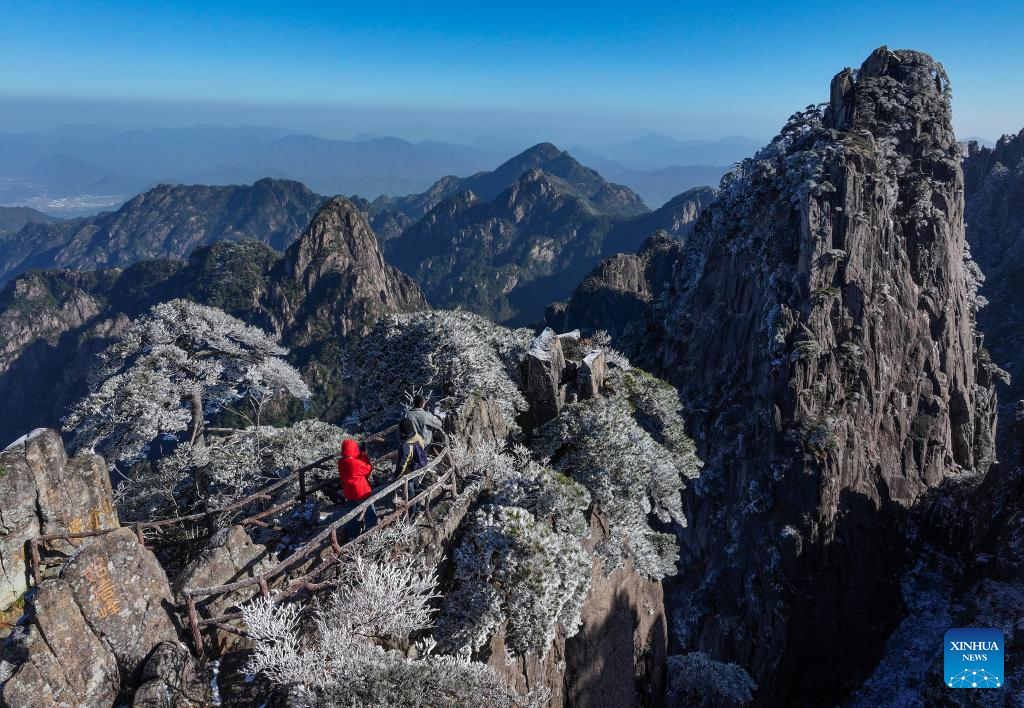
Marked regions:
[64,299,311,467]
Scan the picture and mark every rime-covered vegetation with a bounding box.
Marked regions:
[667,652,757,707]
[438,345,701,661]
[65,299,311,466]
[437,443,592,657]
[62,299,318,521]
[534,366,701,577]
[242,521,546,708]
[341,310,533,429]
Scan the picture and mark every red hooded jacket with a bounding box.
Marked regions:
[338,439,373,501]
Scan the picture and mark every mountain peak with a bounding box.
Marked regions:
[273,196,425,341]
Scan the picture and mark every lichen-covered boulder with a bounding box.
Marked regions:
[0,429,118,610]
[445,395,510,450]
[131,641,213,708]
[2,578,120,707]
[62,528,178,681]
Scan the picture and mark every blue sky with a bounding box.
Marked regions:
[1,0,1021,142]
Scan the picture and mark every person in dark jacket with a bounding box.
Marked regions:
[336,438,377,538]
[395,418,428,510]
[404,394,444,448]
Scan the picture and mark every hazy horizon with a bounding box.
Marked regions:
[2,2,1022,144]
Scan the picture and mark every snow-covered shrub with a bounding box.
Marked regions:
[490,458,590,538]
[341,310,532,431]
[449,438,523,488]
[438,504,591,658]
[667,652,756,707]
[65,299,310,467]
[242,536,542,707]
[533,368,700,578]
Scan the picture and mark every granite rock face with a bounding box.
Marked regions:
[520,329,568,429]
[963,130,1024,439]
[130,641,214,708]
[0,429,118,609]
[61,528,178,679]
[546,231,684,340]
[268,196,428,346]
[171,525,273,654]
[3,528,178,705]
[2,578,121,707]
[642,47,998,704]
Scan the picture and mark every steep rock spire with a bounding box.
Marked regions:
[269,197,427,345]
[643,47,997,704]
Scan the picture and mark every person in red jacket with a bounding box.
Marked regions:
[336,438,377,537]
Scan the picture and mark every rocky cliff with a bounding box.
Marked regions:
[545,231,684,340]
[641,47,998,704]
[964,131,1024,430]
[0,178,325,285]
[268,196,426,348]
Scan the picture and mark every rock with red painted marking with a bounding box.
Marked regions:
[62,527,178,682]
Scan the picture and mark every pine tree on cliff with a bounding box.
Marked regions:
[64,298,311,467]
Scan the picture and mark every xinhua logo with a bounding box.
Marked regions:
[944,628,1004,688]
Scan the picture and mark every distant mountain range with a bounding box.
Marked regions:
[0,179,325,284]
[0,206,61,238]
[383,145,712,324]
[0,140,720,329]
[0,126,746,216]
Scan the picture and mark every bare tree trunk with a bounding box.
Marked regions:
[190,390,206,448]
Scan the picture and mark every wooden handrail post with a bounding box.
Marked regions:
[185,593,205,659]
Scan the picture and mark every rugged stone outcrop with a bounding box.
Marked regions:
[546,231,684,340]
[2,577,121,707]
[853,401,1024,702]
[642,47,998,704]
[62,528,178,677]
[963,130,1024,437]
[268,196,428,347]
[485,513,668,708]
[0,179,325,285]
[131,641,214,707]
[444,395,511,450]
[171,525,273,654]
[577,351,606,401]
[520,329,568,429]
[3,528,178,704]
[0,429,118,609]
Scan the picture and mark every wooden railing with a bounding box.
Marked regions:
[181,442,457,655]
[24,423,460,658]
[26,424,397,584]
